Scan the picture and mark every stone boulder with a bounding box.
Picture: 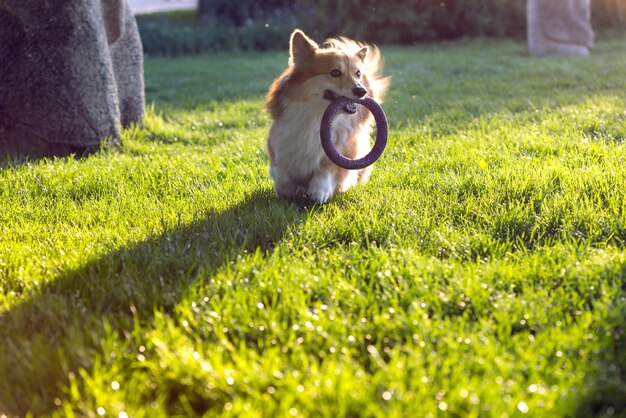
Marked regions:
[527,0,594,57]
[0,0,145,158]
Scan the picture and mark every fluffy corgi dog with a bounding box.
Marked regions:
[265,29,389,203]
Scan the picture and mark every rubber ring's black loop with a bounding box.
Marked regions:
[320,96,388,170]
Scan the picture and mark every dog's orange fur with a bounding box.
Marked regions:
[265,29,389,203]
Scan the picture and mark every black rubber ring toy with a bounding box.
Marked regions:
[320,96,388,170]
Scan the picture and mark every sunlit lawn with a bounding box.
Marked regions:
[1,36,625,417]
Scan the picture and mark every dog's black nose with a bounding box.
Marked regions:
[352,86,367,98]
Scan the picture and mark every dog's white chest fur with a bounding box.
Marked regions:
[270,98,354,179]
[267,96,365,203]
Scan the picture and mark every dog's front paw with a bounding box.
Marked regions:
[307,172,336,203]
[308,187,334,203]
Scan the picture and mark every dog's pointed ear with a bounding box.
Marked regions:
[356,46,368,62]
[290,30,318,66]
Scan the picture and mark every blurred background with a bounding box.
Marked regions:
[129,0,196,15]
[130,0,625,56]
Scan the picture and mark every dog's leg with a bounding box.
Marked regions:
[270,165,299,199]
[336,167,359,192]
[307,169,336,203]
[358,165,373,184]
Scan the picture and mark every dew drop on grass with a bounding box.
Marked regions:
[111,380,120,391]
[289,408,298,416]
[297,385,304,393]
[97,407,106,416]
[382,391,392,401]
[226,376,235,385]
[517,401,529,414]
[438,401,448,411]
[119,412,128,418]
[528,384,538,393]
[267,386,276,394]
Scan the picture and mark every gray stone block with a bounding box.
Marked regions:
[0,0,145,158]
[527,0,594,57]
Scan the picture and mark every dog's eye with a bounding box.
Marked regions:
[330,69,342,78]
[356,70,361,78]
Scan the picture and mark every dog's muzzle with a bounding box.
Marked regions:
[324,90,357,114]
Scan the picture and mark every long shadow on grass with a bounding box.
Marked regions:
[0,188,309,416]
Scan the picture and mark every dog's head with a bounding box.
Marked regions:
[288,30,388,112]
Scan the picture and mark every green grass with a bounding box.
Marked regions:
[1,36,626,417]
